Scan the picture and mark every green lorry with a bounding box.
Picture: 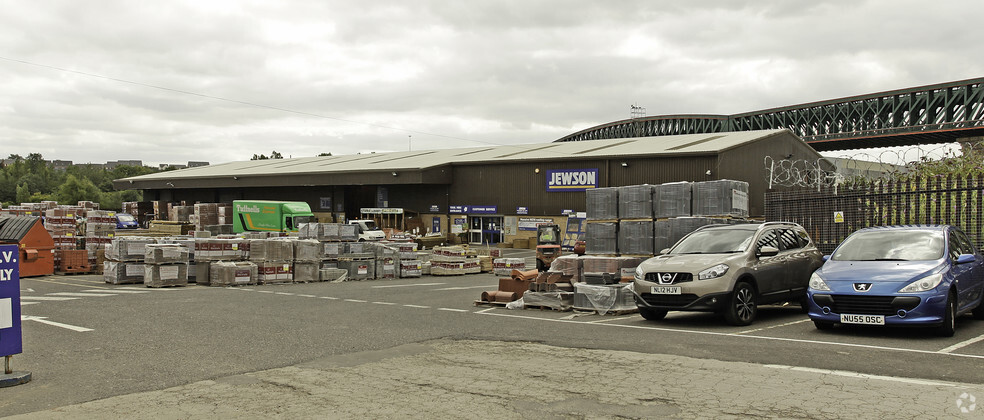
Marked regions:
[232,200,315,233]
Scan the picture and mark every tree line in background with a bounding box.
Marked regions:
[0,153,157,210]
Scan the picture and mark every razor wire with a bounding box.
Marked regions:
[766,141,984,189]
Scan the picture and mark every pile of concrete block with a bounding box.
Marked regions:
[143,244,190,288]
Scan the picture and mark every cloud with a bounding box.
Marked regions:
[0,0,981,166]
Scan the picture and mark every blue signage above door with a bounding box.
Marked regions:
[0,244,22,357]
[450,205,498,214]
[546,169,598,192]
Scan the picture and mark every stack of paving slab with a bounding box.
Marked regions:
[143,243,190,287]
[584,180,751,257]
[298,223,369,281]
[104,236,157,284]
[86,210,117,271]
[194,236,248,286]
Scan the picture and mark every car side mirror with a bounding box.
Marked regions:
[956,254,976,264]
[758,246,779,257]
[658,248,670,255]
[822,255,830,262]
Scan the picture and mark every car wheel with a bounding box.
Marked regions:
[639,307,668,321]
[972,298,984,320]
[813,320,834,330]
[724,281,757,326]
[934,291,957,337]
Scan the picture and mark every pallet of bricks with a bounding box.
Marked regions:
[521,255,581,310]
[390,239,423,278]
[45,206,90,274]
[191,203,235,236]
[248,237,295,284]
[85,209,116,274]
[195,235,250,286]
[299,223,358,282]
[431,245,481,276]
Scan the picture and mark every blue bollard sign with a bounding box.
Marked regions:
[0,244,22,357]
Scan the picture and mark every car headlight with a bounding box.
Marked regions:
[898,273,943,293]
[698,264,729,280]
[809,272,830,291]
[634,266,644,282]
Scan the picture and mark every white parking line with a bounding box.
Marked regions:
[372,301,398,305]
[274,292,296,296]
[438,308,469,313]
[476,310,984,360]
[344,299,368,303]
[404,304,430,309]
[296,294,317,298]
[764,364,970,388]
[118,287,178,292]
[372,283,446,289]
[48,292,116,297]
[734,319,812,334]
[433,285,492,291]
[20,296,79,301]
[88,289,149,294]
[20,301,39,305]
[319,296,339,300]
[939,333,984,354]
[21,315,93,332]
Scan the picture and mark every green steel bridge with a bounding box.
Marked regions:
[555,77,984,152]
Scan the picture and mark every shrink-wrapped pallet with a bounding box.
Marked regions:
[338,224,358,241]
[249,238,293,262]
[493,258,526,276]
[618,185,654,219]
[573,283,637,315]
[256,261,293,284]
[322,242,342,259]
[103,260,144,284]
[586,187,619,220]
[618,220,655,256]
[585,222,617,255]
[400,260,422,278]
[107,237,156,262]
[654,182,693,219]
[320,268,348,282]
[144,244,190,264]
[293,239,321,262]
[375,257,397,279]
[338,259,374,280]
[692,179,749,218]
[209,261,258,286]
[144,263,189,288]
[549,255,581,278]
[293,262,319,282]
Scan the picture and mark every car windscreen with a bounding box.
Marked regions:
[831,230,944,261]
[669,229,755,254]
[363,221,380,231]
[117,214,136,222]
[294,216,316,226]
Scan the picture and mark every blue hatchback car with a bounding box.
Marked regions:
[807,225,984,336]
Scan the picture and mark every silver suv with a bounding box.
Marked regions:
[632,222,823,326]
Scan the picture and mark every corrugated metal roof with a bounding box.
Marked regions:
[0,216,40,242]
[119,129,790,182]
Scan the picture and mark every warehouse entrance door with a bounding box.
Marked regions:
[468,215,503,245]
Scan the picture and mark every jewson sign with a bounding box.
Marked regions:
[1,244,22,357]
[546,169,598,192]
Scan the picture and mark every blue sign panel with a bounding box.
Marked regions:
[546,169,599,192]
[431,217,441,233]
[0,244,22,357]
[450,206,498,214]
[516,206,529,215]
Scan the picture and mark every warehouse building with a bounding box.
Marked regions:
[115,129,824,244]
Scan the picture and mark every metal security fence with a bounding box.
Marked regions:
[765,175,984,254]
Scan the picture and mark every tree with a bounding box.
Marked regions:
[56,175,102,205]
[318,152,333,157]
[15,183,30,204]
[251,151,284,160]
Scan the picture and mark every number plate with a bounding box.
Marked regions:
[840,314,885,325]
[651,286,681,295]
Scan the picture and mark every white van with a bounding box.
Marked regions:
[348,220,386,241]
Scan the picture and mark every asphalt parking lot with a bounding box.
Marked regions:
[3,250,984,417]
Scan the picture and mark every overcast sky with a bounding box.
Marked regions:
[1,1,981,166]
